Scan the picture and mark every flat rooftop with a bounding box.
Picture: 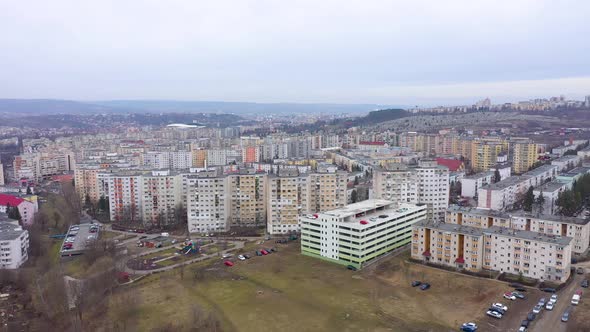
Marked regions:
[463,171,493,180]
[321,199,395,219]
[524,164,557,176]
[510,211,590,225]
[447,205,510,219]
[533,180,569,193]
[562,167,590,176]
[485,226,572,246]
[553,155,580,162]
[482,175,531,190]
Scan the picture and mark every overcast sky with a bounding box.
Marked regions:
[1,0,589,106]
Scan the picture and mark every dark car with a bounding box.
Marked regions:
[243,254,251,259]
[510,282,525,288]
[255,251,262,256]
[521,320,529,328]
[582,279,589,288]
[577,267,585,275]
[347,265,357,271]
[513,292,525,299]
[270,247,277,252]
[411,280,422,287]
[527,312,536,321]
[541,288,556,293]
[420,283,431,290]
[514,287,527,292]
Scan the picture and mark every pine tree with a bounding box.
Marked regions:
[536,192,545,216]
[493,169,501,183]
[523,186,534,212]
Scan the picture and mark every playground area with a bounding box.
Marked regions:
[126,239,234,270]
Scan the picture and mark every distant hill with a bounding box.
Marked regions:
[0,99,120,115]
[356,108,409,125]
[93,100,404,115]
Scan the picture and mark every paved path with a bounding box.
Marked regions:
[122,240,245,275]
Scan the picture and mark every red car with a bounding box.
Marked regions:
[261,250,268,255]
[224,261,234,267]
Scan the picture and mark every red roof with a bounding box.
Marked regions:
[436,158,464,171]
[455,257,465,264]
[0,194,25,207]
[359,141,386,146]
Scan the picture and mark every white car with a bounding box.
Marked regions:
[238,255,246,261]
[518,327,526,332]
[486,310,502,319]
[533,305,542,314]
[545,302,554,310]
[461,322,478,330]
[549,294,558,304]
[503,292,516,300]
[222,253,233,259]
[491,303,508,312]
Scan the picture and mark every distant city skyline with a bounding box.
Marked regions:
[1,1,589,106]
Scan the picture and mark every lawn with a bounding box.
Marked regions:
[105,243,507,331]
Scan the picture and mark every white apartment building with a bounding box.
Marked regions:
[186,172,230,233]
[478,176,532,210]
[532,180,571,215]
[461,171,494,198]
[143,151,193,169]
[0,218,29,269]
[107,173,143,222]
[301,200,427,270]
[140,170,183,225]
[552,155,581,172]
[267,170,309,235]
[373,160,449,222]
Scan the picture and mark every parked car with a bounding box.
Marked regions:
[546,302,555,310]
[460,322,477,332]
[264,248,273,254]
[521,320,529,328]
[486,310,502,319]
[504,292,516,300]
[582,279,589,288]
[561,310,570,322]
[513,292,525,299]
[260,250,268,255]
[243,254,251,259]
[577,267,585,274]
[518,327,526,332]
[514,287,527,292]
[222,253,233,259]
[541,287,556,293]
[347,265,357,271]
[419,283,431,290]
[411,280,422,287]
[270,247,277,252]
[538,298,547,306]
[527,312,536,321]
[532,305,542,314]
[255,251,262,256]
[491,303,508,312]
[224,261,234,267]
[550,294,558,304]
[238,255,246,261]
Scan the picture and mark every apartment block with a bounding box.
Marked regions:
[107,173,143,222]
[512,140,538,174]
[228,172,267,227]
[301,200,427,269]
[0,217,29,269]
[373,160,449,222]
[267,170,309,235]
[307,171,348,214]
[140,170,182,225]
[412,220,572,283]
[185,171,230,233]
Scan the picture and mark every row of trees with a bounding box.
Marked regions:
[522,186,545,215]
[554,174,590,217]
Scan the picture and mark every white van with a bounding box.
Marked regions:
[572,294,581,305]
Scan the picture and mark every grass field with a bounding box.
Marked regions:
[102,243,508,331]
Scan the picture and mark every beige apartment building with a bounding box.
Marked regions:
[228,172,267,227]
[412,220,572,283]
[307,171,348,214]
[267,170,309,235]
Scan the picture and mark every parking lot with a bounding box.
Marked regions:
[475,272,586,332]
[60,223,100,256]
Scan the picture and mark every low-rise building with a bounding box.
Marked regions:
[301,200,427,270]
[532,181,571,215]
[552,155,581,172]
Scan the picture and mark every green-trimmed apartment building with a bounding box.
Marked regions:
[300,199,427,269]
